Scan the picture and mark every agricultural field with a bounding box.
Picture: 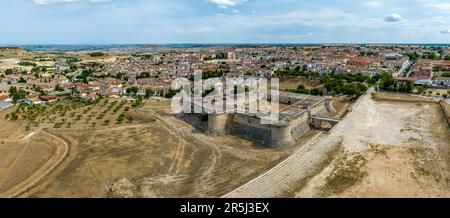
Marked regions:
[4,97,137,131]
[0,97,307,197]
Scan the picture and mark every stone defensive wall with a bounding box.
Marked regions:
[178,91,336,148]
[176,113,208,131]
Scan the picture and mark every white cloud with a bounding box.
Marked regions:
[200,8,378,30]
[384,13,403,22]
[32,0,109,5]
[441,29,450,34]
[362,1,383,8]
[426,2,450,10]
[207,0,247,8]
[436,20,447,24]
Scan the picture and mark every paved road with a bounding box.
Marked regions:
[397,60,414,77]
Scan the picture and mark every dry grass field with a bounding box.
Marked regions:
[296,93,450,197]
[279,77,322,90]
[0,98,300,197]
[331,96,353,118]
[4,91,443,198]
[0,58,33,72]
[225,91,450,198]
[0,133,54,193]
[441,102,450,126]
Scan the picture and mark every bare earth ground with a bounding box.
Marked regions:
[441,102,450,126]
[226,92,450,198]
[279,77,322,90]
[2,93,446,198]
[331,96,353,118]
[0,133,57,194]
[0,99,312,198]
[298,93,450,197]
[0,111,62,197]
[0,58,32,72]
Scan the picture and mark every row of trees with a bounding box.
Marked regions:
[407,52,443,60]
[203,53,227,61]
[126,87,172,99]
[189,70,226,81]
[379,73,415,93]
[18,61,37,67]
[321,73,373,97]
[275,65,312,77]
[323,78,368,97]
[89,52,106,57]
[379,73,450,98]
[31,66,48,73]
[136,71,151,79]
[285,85,324,96]
[359,51,379,57]
[282,73,373,97]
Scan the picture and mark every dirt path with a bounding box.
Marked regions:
[298,93,450,197]
[223,131,324,197]
[147,110,223,189]
[222,91,369,198]
[0,129,69,198]
[224,90,450,198]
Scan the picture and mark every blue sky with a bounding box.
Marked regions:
[1,0,450,44]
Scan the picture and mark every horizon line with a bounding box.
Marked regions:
[2,42,450,46]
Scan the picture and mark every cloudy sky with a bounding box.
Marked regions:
[1,0,450,44]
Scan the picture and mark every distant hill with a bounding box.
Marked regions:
[0,47,34,59]
[3,43,450,54]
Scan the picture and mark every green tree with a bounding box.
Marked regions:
[404,81,414,93]
[126,87,139,95]
[55,84,64,92]
[17,77,27,84]
[342,83,362,97]
[89,52,106,57]
[18,61,37,67]
[12,89,27,104]
[9,86,17,96]
[424,52,441,60]
[379,73,395,90]
[145,88,155,99]
[406,53,420,60]
[5,69,13,75]
[416,86,425,94]
[132,95,143,107]
[302,64,308,72]
[310,88,324,96]
[164,89,178,98]
[34,86,46,95]
[138,72,151,79]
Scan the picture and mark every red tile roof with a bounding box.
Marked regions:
[39,95,57,101]
[0,95,9,101]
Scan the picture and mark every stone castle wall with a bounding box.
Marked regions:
[179,96,336,148]
[288,112,311,142]
[226,114,272,145]
[177,113,208,130]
